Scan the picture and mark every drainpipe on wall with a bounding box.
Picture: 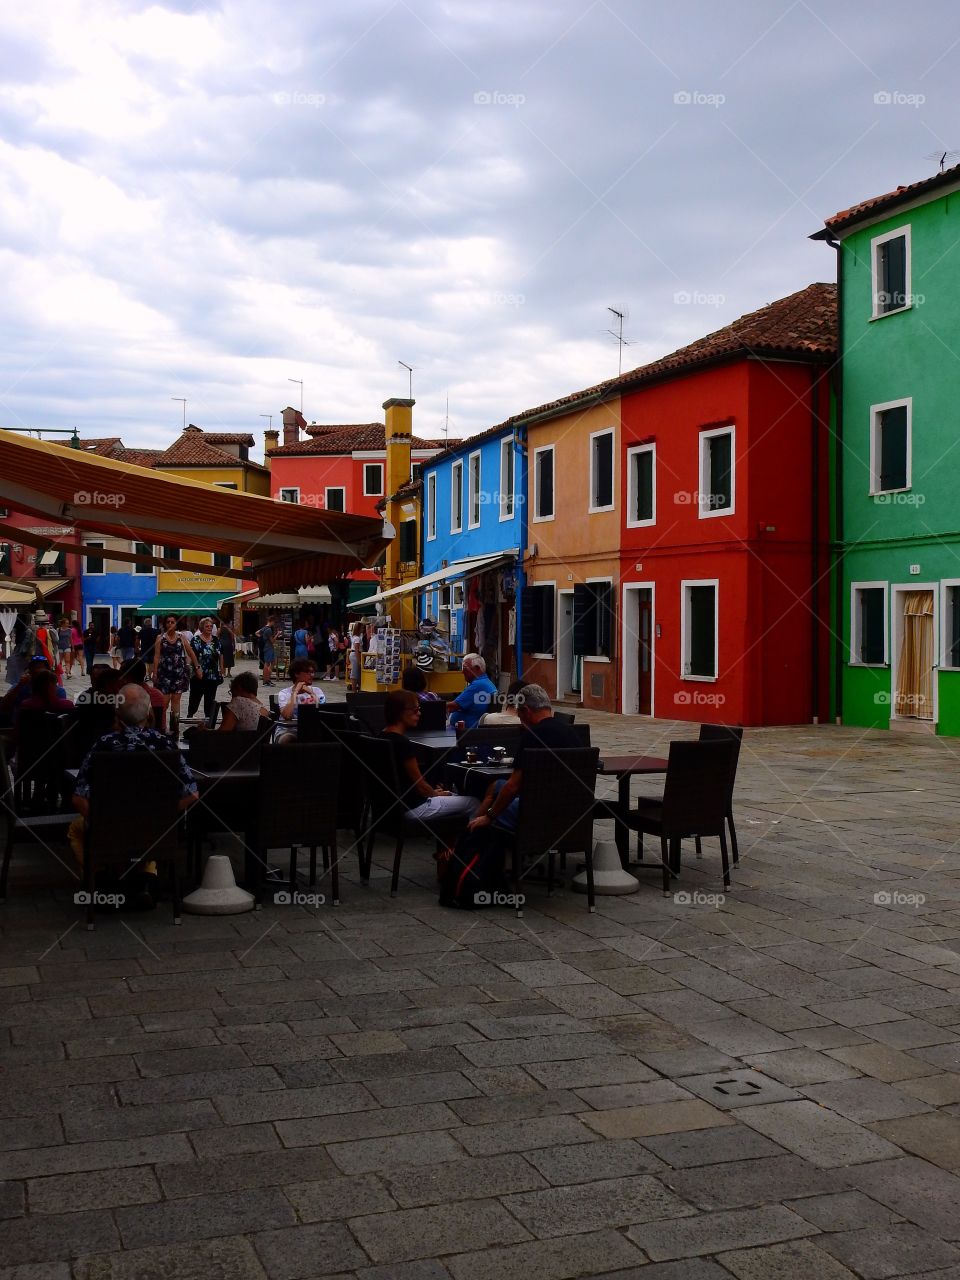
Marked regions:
[829,236,844,725]
[515,425,527,680]
[811,365,820,724]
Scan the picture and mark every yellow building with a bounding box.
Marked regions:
[146,426,270,618]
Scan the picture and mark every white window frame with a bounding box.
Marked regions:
[626,443,656,528]
[698,426,735,520]
[849,580,889,667]
[681,578,719,681]
[588,428,616,514]
[468,450,481,529]
[499,437,515,522]
[426,472,437,541]
[941,579,960,672]
[450,460,464,533]
[84,540,106,576]
[132,541,154,576]
[362,462,384,497]
[871,224,912,320]
[532,445,555,523]
[869,397,912,495]
[324,486,345,512]
[278,487,300,504]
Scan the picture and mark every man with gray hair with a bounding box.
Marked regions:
[468,682,579,832]
[72,685,197,819]
[447,652,499,730]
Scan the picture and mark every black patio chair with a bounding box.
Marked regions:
[82,752,185,928]
[455,724,524,761]
[251,744,342,905]
[350,703,387,735]
[415,699,448,732]
[495,747,600,915]
[60,703,116,768]
[552,711,576,725]
[0,740,74,902]
[624,739,735,896]
[697,723,743,865]
[353,735,468,897]
[14,710,68,813]
[184,731,263,880]
[296,705,352,743]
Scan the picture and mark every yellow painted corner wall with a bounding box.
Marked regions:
[526,396,621,561]
[155,462,260,591]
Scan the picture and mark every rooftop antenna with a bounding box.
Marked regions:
[444,393,450,443]
[924,149,960,172]
[171,397,187,430]
[287,378,303,416]
[259,414,273,433]
[398,361,414,400]
[605,306,634,377]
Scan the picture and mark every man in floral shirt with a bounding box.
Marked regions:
[72,686,197,813]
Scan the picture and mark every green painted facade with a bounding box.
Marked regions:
[831,175,960,735]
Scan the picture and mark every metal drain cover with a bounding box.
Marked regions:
[675,1068,800,1109]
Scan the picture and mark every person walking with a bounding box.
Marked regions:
[82,622,97,677]
[109,625,121,669]
[257,616,278,686]
[138,618,158,679]
[218,618,236,675]
[187,617,224,722]
[152,615,200,738]
[70,620,85,677]
[348,621,364,691]
[292,619,311,662]
[324,626,340,680]
[57,617,74,678]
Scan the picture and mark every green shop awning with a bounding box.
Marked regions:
[138,591,232,613]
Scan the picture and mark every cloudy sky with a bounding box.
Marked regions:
[1,0,957,455]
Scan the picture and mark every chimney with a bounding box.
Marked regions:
[263,428,280,467]
[382,397,416,633]
[281,406,305,447]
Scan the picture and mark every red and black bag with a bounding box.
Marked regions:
[438,825,507,909]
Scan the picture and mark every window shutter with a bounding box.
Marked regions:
[540,585,555,652]
[688,585,716,677]
[521,587,540,653]
[880,237,906,310]
[635,450,653,521]
[538,451,554,517]
[860,589,885,664]
[879,407,908,491]
[399,520,417,562]
[594,436,613,507]
[597,584,614,657]
[572,583,593,655]
[709,435,732,510]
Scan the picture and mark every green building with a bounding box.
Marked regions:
[816,165,960,735]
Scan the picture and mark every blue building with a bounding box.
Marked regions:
[420,423,526,685]
[80,534,158,646]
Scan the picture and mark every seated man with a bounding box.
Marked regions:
[74,664,121,708]
[276,657,325,742]
[468,683,579,833]
[70,685,198,903]
[118,658,165,732]
[447,653,498,730]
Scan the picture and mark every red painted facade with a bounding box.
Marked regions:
[1,510,83,619]
[618,359,832,726]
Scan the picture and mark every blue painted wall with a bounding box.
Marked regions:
[421,427,526,665]
[81,570,158,631]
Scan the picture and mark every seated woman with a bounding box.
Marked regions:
[380,690,478,824]
[219,671,272,732]
[479,678,525,726]
[401,665,442,701]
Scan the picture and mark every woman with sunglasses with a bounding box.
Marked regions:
[152,615,200,738]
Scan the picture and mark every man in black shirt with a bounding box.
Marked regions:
[468,683,579,833]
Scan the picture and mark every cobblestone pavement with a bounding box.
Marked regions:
[4,693,960,1278]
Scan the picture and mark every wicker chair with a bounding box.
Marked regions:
[624,739,735,895]
[415,699,448,732]
[251,744,342,905]
[455,725,524,760]
[495,747,600,914]
[697,723,743,865]
[82,752,186,928]
[14,710,68,813]
[353,735,467,897]
[184,731,264,878]
[60,703,116,768]
[0,740,74,902]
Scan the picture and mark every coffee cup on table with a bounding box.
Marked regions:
[492,746,506,763]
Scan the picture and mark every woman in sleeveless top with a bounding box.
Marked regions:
[152,615,200,736]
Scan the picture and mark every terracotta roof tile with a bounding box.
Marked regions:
[824,163,960,232]
[270,425,452,456]
[424,283,836,466]
[203,432,255,446]
[120,448,164,468]
[153,429,269,474]
[78,438,125,458]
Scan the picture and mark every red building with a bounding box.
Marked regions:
[0,507,83,623]
[618,283,836,726]
[266,407,452,602]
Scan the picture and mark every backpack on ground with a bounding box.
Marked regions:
[438,824,507,909]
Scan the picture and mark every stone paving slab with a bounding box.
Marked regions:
[7,711,960,1275]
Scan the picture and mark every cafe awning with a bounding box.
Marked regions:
[350,550,517,608]
[0,429,392,593]
[0,578,38,607]
[138,591,236,613]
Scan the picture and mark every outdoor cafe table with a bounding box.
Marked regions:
[407,730,458,767]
